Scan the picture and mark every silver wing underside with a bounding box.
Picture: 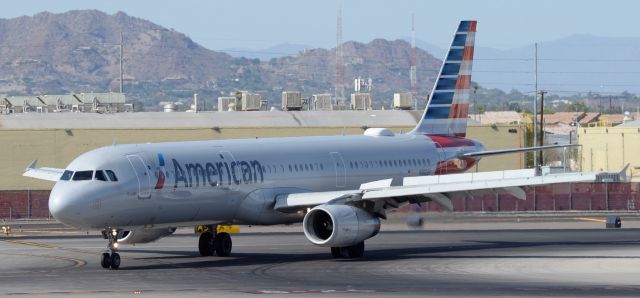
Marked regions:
[274,168,606,216]
[23,160,64,182]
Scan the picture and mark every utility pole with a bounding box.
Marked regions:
[538,90,547,167]
[473,86,478,122]
[335,0,344,108]
[609,96,612,113]
[533,43,539,171]
[410,13,417,111]
[119,31,124,94]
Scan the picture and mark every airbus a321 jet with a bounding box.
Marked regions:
[24,21,602,269]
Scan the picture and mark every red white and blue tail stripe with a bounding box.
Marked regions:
[411,20,476,137]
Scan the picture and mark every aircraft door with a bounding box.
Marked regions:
[329,152,346,188]
[127,155,152,199]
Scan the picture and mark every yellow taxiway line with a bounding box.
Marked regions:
[573,217,607,223]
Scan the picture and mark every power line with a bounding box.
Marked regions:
[474,70,640,74]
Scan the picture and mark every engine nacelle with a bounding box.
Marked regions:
[303,205,380,247]
[118,227,176,244]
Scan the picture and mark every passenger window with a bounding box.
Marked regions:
[72,171,93,181]
[320,164,324,170]
[60,170,74,181]
[105,170,118,182]
[94,170,108,181]
[304,164,309,171]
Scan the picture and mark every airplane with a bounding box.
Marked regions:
[24,20,603,270]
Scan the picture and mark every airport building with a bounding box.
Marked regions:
[579,120,640,180]
[0,110,524,191]
[0,92,130,114]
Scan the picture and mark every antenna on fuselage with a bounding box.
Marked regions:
[112,138,117,146]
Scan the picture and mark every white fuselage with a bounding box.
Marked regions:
[49,132,484,230]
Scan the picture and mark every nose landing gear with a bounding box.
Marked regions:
[100,228,122,269]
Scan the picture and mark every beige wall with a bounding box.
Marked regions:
[578,127,640,179]
[0,125,522,190]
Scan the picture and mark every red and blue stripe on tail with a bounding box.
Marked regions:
[411,20,476,137]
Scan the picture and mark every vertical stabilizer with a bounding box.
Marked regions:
[411,20,477,136]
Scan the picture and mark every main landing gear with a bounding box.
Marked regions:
[100,228,122,270]
[198,225,232,257]
[330,242,365,259]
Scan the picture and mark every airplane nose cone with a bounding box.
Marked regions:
[49,185,82,228]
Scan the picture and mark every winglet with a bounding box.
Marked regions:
[619,163,630,181]
[26,160,37,171]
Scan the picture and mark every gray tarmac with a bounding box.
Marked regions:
[1,221,640,297]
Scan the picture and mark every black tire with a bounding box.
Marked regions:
[199,232,214,256]
[101,253,111,269]
[110,253,121,269]
[214,232,232,257]
[331,247,342,258]
[346,242,365,258]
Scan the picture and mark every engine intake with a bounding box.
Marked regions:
[118,227,176,244]
[303,205,380,247]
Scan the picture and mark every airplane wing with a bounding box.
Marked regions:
[22,160,64,182]
[274,168,613,216]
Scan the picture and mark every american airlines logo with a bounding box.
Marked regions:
[155,153,166,190]
[170,155,264,189]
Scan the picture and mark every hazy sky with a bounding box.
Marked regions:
[1,0,639,51]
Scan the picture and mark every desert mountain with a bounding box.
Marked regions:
[0,10,441,109]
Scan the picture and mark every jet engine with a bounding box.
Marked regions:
[303,205,380,247]
[118,227,176,244]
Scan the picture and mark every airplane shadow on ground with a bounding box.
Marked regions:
[116,238,640,271]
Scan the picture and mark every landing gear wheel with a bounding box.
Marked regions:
[330,242,365,259]
[198,231,215,256]
[214,232,232,257]
[101,253,111,268]
[331,247,342,258]
[101,228,123,269]
[110,253,121,269]
[346,242,365,258]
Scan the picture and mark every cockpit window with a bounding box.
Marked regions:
[72,171,93,181]
[60,170,74,181]
[94,170,108,181]
[105,170,118,182]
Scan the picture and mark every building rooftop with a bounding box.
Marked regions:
[2,92,125,107]
[541,112,584,125]
[578,112,600,125]
[468,111,522,125]
[599,114,625,125]
[0,110,428,129]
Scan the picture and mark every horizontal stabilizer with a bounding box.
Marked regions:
[460,144,579,158]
